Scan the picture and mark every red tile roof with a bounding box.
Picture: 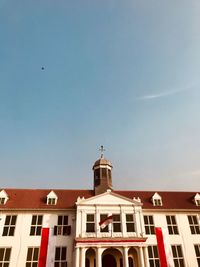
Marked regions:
[0,188,199,210]
[116,190,200,210]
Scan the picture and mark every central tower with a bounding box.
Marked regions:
[93,146,113,195]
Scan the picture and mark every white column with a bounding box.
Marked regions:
[96,247,102,267]
[75,247,80,267]
[143,247,150,267]
[139,247,145,267]
[96,208,100,237]
[121,208,126,237]
[123,247,129,267]
[80,248,87,267]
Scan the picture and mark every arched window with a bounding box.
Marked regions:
[128,257,134,267]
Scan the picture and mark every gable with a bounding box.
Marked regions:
[76,190,142,206]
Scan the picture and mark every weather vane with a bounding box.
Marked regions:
[99,145,105,158]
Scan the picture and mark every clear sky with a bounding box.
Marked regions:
[0,0,200,191]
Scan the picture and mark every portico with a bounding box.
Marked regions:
[74,238,149,267]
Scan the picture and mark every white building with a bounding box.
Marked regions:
[0,156,199,267]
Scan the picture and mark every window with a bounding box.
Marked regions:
[47,198,56,205]
[148,246,160,267]
[188,215,200,234]
[30,215,43,236]
[54,215,71,236]
[194,244,200,266]
[86,214,95,233]
[153,199,162,206]
[46,191,58,205]
[171,245,185,267]
[144,215,155,235]
[113,214,121,232]
[2,215,17,236]
[0,198,5,205]
[55,247,67,267]
[100,214,109,232]
[194,193,200,206]
[0,190,8,205]
[26,247,39,267]
[166,215,179,235]
[126,214,135,232]
[0,248,11,266]
[152,193,162,206]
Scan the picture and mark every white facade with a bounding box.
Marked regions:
[0,156,199,267]
[0,189,199,266]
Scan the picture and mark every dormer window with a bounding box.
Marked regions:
[194,193,200,206]
[46,191,58,205]
[0,197,5,204]
[0,190,9,205]
[152,192,162,206]
[47,198,56,205]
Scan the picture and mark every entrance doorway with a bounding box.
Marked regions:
[102,248,122,267]
[102,254,116,267]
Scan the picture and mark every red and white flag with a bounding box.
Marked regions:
[155,227,174,267]
[99,215,113,229]
[38,228,55,267]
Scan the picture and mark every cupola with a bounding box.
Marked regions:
[93,146,113,195]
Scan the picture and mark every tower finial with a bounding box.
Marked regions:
[99,145,105,158]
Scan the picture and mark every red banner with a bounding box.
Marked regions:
[38,228,50,267]
[155,227,168,267]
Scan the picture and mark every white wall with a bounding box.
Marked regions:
[0,210,75,267]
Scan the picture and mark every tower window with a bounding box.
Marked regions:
[94,169,100,186]
[102,168,107,177]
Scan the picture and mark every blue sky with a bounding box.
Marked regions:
[0,0,200,191]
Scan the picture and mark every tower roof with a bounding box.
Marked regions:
[93,158,113,169]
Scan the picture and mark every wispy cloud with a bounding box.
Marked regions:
[137,84,197,100]
[177,169,200,177]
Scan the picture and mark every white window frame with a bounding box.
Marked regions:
[144,215,155,235]
[54,215,70,236]
[194,244,200,266]
[126,214,135,233]
[113,214,121,233]
[188,215,200,235]
[148,245,160,267]
[54,246,67,267]
[166,215,179,235]
[30,215,43,236]
[86,214,95,233]
[2,215,17,236]
[0,247,11,266]
[171,245,185,267]
[26,247,39,267]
